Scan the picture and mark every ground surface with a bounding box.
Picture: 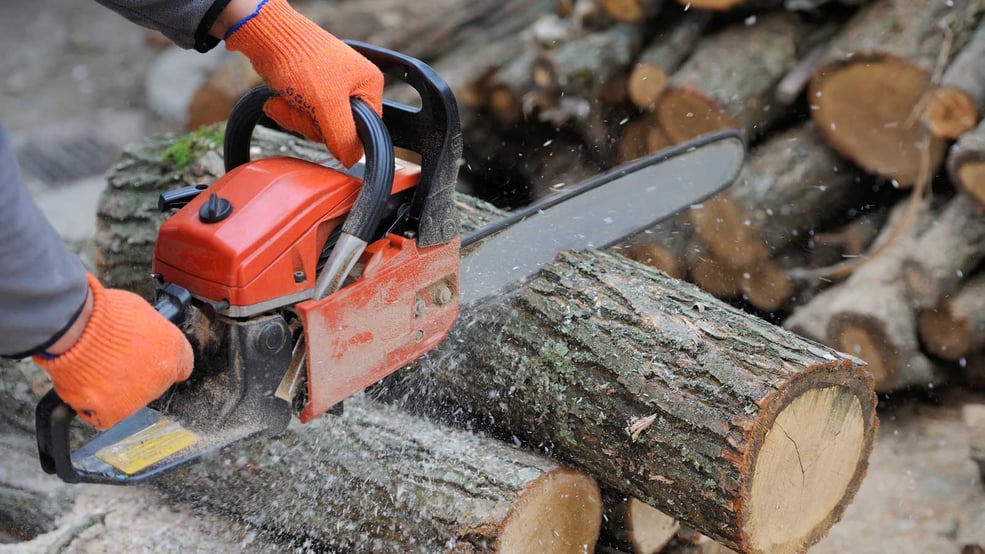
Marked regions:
[2,1,984,553]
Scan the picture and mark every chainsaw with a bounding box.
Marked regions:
[35,42,746,484]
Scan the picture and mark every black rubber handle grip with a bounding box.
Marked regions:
[36,388,81,483]
[223,86,393,243]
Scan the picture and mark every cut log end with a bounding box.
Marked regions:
[627,499,679,554]
[496,469,603,554]
[741,258,796,313]
[743,372,874,554]
[827,318,892,390]
[624,241,686,280]
[918,306,972,362]
[810,56,945,186]
[602,0,647,23]
[925,86,979,140]
[657,86,738,145]
[489,86,523,124]
[688,194,766,270]
[674,0,743,9]
[953,157,985,209]
[628,63,669,111]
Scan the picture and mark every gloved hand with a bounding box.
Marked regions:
[225,0,384,168]
[34,274,193,430]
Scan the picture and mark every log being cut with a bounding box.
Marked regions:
[383,250,878,554]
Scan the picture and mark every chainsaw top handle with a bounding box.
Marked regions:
[224,41,463,248]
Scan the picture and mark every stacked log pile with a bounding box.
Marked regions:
[411,0,985,398]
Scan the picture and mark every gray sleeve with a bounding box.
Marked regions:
[0,122,89,359]
[93,0,231,52]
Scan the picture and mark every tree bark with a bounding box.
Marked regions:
[656,14,816,144]
[948,117,985,210]
[924,21,985,140]
[809,0,983,186]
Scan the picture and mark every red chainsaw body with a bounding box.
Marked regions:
[152,157,421,310]
[152,154,460,422]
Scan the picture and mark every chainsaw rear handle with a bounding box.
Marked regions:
[224,41,462,247]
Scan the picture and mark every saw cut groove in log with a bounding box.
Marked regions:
[656,14,815,144]
[385,249,877,554]
[627,10,709,111]
[161,397,603,554]
[809,0,984,186]
[949,117,985,210]
[900,194,985,312]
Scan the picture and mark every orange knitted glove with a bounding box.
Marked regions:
[34,274,193,430]
[225,0,384,168]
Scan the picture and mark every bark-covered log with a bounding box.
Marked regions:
[900,194,985,312]
[382,248,877,554]
[161,396,603,554]
[948,117,985,210]
[532,24,644,101]
[626,10,709,111]
[784,200,944,391]
[917,273,985,362]
[924,21,985,140]
[656,14,817,144]
[687,124,866,271]
[809,0,984,186]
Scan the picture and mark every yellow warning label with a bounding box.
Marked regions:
[95,419,200,475]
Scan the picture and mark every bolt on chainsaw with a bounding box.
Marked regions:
[36,42,746,484]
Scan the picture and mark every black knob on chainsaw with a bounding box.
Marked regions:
[199,193,233,223]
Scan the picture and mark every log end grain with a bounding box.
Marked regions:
[740,258,796,313]
[656,86,739,145]
[917,305,972,362]
[496,469,603,554]
[627,499,680,554]
[925,86,980,140]
[741,368,875,554]
[673,0,742,10]
[810,55,946,186]
[688,194,767,270]
[949,152,985,210]
[628,62,670,111]
[624,240,687,280]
